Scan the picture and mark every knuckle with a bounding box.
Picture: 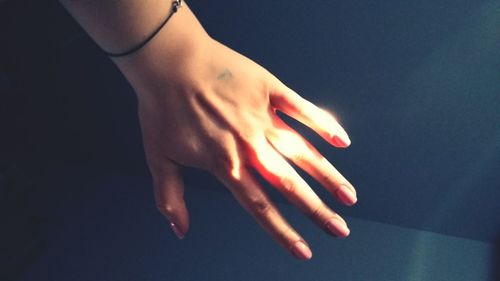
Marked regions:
[311,202,324,218]
[156,203,176,217]
[235,128,257,144]
[293,152,308,162]
[208,149,232,174]
[322,169,339,186]
[249,197,272,218]
[279,177,296,194]
[309,201,327,223]
[283,229,301,250]
[215,151,233,172]
[209,135,240,176]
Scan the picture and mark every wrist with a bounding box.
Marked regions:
[61,0,211,97]
[112,3,212,97]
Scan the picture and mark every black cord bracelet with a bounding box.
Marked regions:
[104,0,183,58]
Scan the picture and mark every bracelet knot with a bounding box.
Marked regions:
[104,0,184,58]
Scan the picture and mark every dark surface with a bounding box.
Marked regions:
[0,0,499,280]
[17,175,494,281]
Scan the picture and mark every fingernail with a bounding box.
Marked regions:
[333,135,351,147]
[169,222,185,239]
[325,217,350,238]
[291,240,312,260]
[336,184,357,206]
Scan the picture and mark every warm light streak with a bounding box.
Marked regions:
[230,155,241,180]
[253,129,308,178]
[254,137,287,176]
[269,129,309,159]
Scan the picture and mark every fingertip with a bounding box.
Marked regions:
[290,240,313,260]
[169,221,185,239]
[332,135,351,148]
[160,203,189,240]
[325,217,350,238]
[335,184,357,206]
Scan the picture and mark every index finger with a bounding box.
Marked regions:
[269,78,351,148]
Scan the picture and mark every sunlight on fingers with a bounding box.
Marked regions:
[253,137,290,177]
[268,129,310,159]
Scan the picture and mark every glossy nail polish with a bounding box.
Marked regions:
[169,222,184,239]
[291,240,312,260]
[336,184,357,206]
[325,217,350,238]
[333,135,351,148]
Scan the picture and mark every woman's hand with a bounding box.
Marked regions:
[60,0,357,260]
[126,35,356,260]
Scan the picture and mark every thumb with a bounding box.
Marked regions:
[153,160,189,239]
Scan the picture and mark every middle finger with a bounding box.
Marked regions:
[266,118,357,206]
[251,136,350,238]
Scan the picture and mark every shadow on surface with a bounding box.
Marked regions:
[0,167,47,281]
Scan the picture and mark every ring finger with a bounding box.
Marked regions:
[250,136,350,238]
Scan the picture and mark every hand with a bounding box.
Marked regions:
[61,0,358,260]
[126,35,357,260]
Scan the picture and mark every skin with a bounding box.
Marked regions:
[59,0,357,260]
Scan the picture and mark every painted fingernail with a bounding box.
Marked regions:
[333,135,351,147]
[291,240,312,260]
[336,184,357,206]
[325,217,350,238]
[169,222,185,239]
